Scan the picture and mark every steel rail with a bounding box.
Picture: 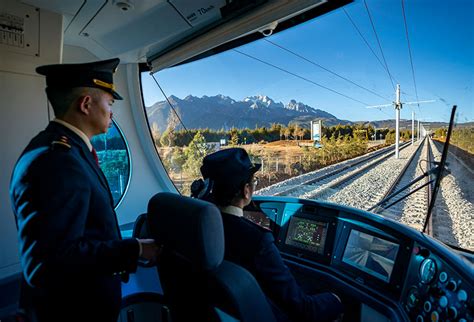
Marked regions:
[369,137,426,213]
[273,142,411,197]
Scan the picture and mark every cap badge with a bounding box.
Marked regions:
[93,78,115,90]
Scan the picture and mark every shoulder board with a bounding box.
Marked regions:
[51,135,72,151]
[243,217,272,232]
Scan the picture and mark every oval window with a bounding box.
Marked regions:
[91,120,131,208]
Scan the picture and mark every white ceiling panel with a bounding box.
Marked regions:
[21,0,84,16]
[82,1,189,57]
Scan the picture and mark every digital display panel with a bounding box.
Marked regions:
[342,229,399,282]
[285,217,328,254]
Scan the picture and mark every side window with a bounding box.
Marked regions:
[91,120,131,207]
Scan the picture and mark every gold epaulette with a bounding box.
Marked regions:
[51,135,71,150]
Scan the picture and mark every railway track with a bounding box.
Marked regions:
[257,141,411,198]
[370,137,432,231]
[258,137,474,251]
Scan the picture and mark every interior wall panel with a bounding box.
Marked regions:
[0,1,62,279]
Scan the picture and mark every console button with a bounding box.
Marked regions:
[446,279,457,291]
[438,271,447,283]
[423,301,432,312]
[457,289,467,302]
[439,295,448,308]
[430,311,439,322]
[407,287,420,308]
[447,306,457,319]
[417,248,431,258]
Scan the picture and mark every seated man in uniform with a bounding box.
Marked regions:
[194,147,344,322]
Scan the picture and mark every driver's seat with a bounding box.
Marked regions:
[147,192,276,322]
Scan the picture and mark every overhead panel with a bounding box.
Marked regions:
[170,0,226,27]
[80,1,190,61]
[14,0,346,65]
[149,0,328,73]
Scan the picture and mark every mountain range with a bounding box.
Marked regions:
[145,94,450,132]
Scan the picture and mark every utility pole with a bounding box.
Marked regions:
[411,111,415,145]
[417,120,420,141]
[366,85,435,159]
[395,85,402,158]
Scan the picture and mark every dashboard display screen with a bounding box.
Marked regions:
[285,217,327,254]
[342,229,399,282]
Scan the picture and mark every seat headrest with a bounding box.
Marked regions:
[147,192,224,271]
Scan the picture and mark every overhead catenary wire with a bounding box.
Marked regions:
[401,0,421,113]
[233,49,370,106]
[401,90,417,99]
[263,38,392,102]
[375,107,394,119]
[363,0,397,92]
[343,8,398,90]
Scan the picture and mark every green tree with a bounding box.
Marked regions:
[433,128,447,139]
[160,128,173,147]
[385,130,396,144]
[183,131,212,178]
[171,147,186,173]
[160,108,181,147]
[229,129,239,146]
[294,124,301,140]
[284,127,292,140]
[151,122,161,147]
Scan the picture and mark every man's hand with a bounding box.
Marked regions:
[137,239,161,263]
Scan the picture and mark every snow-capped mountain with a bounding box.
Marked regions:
[243,95,284,109]
[146,94,347,132]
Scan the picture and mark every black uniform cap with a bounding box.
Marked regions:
[201,148,261,190]
[36,58,123,100]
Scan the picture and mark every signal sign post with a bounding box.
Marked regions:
[311,120,322,147]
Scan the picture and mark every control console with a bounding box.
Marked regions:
[402,242,473,321]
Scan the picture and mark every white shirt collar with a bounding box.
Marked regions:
[52,118,93,152]
[218,205,243,217]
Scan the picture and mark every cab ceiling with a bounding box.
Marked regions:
[20,0,351,69]
[21,0,226,62]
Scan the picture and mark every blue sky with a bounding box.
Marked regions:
[141,0,473,123]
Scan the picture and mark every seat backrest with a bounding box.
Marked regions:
[132,213,149,238]
[147,192,276,322]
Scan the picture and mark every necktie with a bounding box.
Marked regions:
[91,148,100,166]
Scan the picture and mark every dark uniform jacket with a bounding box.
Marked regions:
[220,211,343,322]
[10,121,139,322]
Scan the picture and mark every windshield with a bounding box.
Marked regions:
[140,0,473,252]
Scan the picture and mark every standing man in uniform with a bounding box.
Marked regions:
[195,148,344,322]
[10,58,159,322]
